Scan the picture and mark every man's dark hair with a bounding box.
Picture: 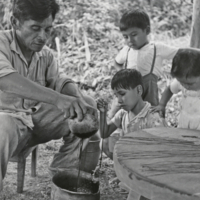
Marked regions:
[119,8,150,32]
[111,69,143,91]
[171,48,200,78]
[12,0,60,22]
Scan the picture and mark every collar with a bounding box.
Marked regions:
[140,42,154,51]
[129,102,151,122]
[10,30,43,65]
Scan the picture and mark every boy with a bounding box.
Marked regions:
[111,8,178,110]
[97,68,167,159]
[97,69,167,200]
[109,8,178,146]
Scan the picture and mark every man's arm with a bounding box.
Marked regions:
[0,73,59,104]
[0,73,96,120]
[61,82,83,98]
[61,81,98,117]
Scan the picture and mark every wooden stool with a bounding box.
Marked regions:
[10,145,39,193]
[114,127,200,200]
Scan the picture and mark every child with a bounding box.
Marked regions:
[111,8,178,110]
[97,69,167,200]
[152,48,200,130]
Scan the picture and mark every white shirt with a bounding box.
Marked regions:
[170,78,200,130]
[111,102,167,135]
[115,42,178,77]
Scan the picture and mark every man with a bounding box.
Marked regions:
[0,0,98,190]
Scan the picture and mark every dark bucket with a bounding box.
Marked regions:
[51,170,100,200]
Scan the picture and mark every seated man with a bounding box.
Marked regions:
[0,0,98,190]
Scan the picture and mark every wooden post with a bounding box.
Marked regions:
[31,146,38,177]
[17,156,26,193]
[190,0,200,48]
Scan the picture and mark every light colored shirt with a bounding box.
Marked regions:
[111,102,167,135]
[170,78,200,130]
[0,30,72,128]
[115,42,178,77]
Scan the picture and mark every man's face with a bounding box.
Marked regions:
[14,15,53,53]
[176,76,200,91]
[121,27,149,50]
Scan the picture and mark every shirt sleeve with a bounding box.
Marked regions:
[0,41,18,78]
[147,112,168,128]
[156,42,178,60]
[45,50,74,93]
[170,78,182,94]
[115,46,130,65]
[110,109,125,128]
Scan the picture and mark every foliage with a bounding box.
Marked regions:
[0,1,195,199]
[151,0,192,37]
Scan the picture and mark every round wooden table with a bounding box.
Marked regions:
[113,127,200,200]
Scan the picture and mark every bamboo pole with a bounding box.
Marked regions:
[190,0,200,48]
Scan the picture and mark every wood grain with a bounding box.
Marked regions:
[114,127,200,200]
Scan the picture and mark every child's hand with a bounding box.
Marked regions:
[97,98,108,112]
[150,104,166,118]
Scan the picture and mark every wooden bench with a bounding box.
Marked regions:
[9,145,39,193]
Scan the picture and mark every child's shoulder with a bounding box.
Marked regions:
[146,110,168,127]
[147,111,161,119]
[153,41,178,51]
[152,41,170,48]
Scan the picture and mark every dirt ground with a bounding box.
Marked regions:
[0,139,128,200]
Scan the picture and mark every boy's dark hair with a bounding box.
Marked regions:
[171,48,200,78]
[111,69,143,91]
[12,0,60,22]
[119,9,150,31]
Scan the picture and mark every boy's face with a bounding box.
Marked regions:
[177,76,200,91]
[121,27,149,50]
[113,86,141,111]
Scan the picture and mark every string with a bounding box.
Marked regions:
[99,133,103,169]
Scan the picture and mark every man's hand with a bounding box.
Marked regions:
[150,104,166,118]
[56,94,97,121]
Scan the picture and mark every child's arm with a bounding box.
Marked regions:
[114,60,123,71]
[151,85,173,117]
[157,43,178,60]
[151,78,182,117]
[97,98,117,138]
[114,46,130,70]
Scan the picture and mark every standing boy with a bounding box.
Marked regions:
[114,8,178,105]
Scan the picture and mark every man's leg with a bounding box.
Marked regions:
[29,81,99,173]
[28,92,99,174]
[0,114,28,191]
[28,102,70,147]
[49,94,99,174]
